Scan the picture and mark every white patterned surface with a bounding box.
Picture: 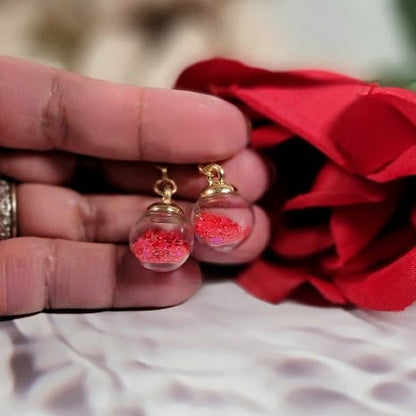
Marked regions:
[1,281,416,416]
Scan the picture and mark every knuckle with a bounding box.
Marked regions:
[44,238,59,310]
[0,238,54,316]
[135,87,146,160]
[77,196,98,242]
[41,69,69,150]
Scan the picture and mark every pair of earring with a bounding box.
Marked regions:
[129,163,254,272]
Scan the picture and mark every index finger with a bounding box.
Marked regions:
[0,56,248,162]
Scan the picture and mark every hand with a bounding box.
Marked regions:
[0,56,270,316]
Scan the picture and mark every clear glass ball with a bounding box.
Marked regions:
[129,209,194,272]
[192,192,254,251]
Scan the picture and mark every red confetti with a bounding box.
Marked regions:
[194,211,249,246]
[132,228,190,264]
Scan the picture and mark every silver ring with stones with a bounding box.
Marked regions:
[0,178,17,240]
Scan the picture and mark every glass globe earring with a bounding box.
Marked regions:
[129,166,193,272]
[191,163,254,251]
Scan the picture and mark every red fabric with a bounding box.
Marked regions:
[272,224,333,258]
[176,58,416,311]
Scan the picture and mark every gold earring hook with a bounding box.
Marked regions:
[198,163,236,197]
[153,165,177,204]
[198,163,226,186]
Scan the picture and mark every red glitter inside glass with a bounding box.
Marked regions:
[132,228,190,264]
[194,211,249,246]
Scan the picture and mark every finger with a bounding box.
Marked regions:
[17,183,154,242]
[17,185,270,258]
[0,56,247,162]
[104,148,270,202]
[0,237,202,316]
[0,148,270,203]
[192,206,270,265]
[0,150,76,184]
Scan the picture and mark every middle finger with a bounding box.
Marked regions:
[1,148,270,202]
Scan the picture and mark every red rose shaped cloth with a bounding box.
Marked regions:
[176,59,416,311]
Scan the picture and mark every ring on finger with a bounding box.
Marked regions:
[0,177,17,240]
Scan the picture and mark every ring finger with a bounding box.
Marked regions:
[17,184,270,264]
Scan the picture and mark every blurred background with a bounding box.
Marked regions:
[0,0,414,87]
